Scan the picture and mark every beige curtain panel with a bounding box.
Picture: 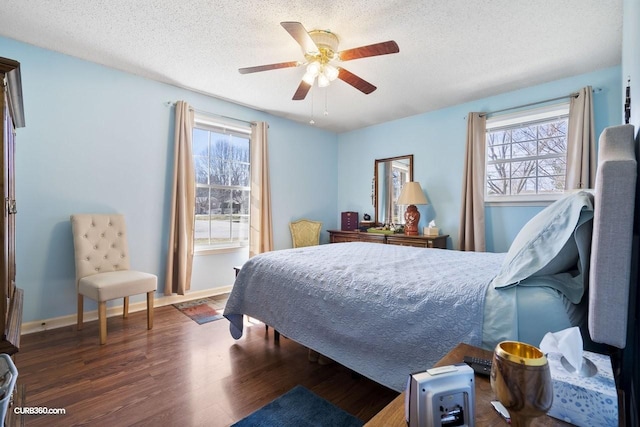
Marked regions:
[164,101,195,296]
[458,112,487,252]
[566,86,596,189]
[249,122,273,257]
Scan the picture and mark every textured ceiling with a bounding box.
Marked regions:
[0,0,623,133]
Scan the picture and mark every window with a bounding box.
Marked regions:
[485,103,570,203]
[192,114,251,250]
[389,160,411,224]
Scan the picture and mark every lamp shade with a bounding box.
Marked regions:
[397,182,428,205]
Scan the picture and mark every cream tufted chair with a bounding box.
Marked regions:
[289,219,322,248]
[70,214,157,345]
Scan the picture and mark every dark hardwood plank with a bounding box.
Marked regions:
[15,300,398,426]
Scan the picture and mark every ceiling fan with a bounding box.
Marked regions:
[238,21,399,100]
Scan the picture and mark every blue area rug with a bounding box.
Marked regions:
[232,385,364,427]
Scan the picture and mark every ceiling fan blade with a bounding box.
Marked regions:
[281,21,319,54]
[337,68,377,94]
[338,41,399,61]
[292,81,312,100]
[238,61,299,74]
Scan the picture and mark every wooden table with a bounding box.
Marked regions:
[365,343,569,426]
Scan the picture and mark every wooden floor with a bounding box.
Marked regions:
[14,298,398,426]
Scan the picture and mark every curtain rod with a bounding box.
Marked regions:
[479,87,602,118]
[165,101,255,126]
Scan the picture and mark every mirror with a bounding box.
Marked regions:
[374,155,413,225]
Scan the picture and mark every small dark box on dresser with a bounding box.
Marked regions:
[341,211,359,231]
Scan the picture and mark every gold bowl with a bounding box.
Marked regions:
[490,341,553,427]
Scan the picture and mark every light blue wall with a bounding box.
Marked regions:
[0,36,338,323]
[338,67,622,252]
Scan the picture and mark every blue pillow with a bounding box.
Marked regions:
[492,191,594,290]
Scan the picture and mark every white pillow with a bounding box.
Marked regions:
[492,191,594,289]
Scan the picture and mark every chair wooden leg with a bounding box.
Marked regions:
[77,294,84,330]
[147,291,154,330]
[98,301,107,345]
[123,296,129,319]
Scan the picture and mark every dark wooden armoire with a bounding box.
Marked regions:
[0,57,25,356]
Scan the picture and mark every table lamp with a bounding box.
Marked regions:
[396,181,428,235]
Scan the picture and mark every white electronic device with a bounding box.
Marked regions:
[405,363,475,427]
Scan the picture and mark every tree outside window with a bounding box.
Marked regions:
[485,104,569,202]
[193,124,250,249]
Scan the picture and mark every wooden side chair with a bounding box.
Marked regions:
[289,219,322,248]
[70,214,157,344]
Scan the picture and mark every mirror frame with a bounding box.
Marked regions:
[374,154,413,225]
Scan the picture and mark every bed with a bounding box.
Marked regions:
[224,124,637,393]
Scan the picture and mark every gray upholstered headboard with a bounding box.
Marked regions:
[589,124,637,349]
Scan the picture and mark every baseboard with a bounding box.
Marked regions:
[21,286,233,335]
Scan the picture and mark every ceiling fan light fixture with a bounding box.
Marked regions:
[306,61,321,76]
[324,64,339,81]
[317,73,330,87]
[303,61,321,84]
[302,71,316,85]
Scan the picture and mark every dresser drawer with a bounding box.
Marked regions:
[358,233,386,244]
[329,230,359,243]
[386,235,448,249]
[331,234,357,243]
[386,236,430,248]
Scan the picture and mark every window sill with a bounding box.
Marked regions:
[485,194,564,207]
[485,189,593,207]
[195,244,248,256]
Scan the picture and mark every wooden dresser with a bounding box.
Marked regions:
[328,230,448,249]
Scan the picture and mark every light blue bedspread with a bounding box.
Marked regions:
[224,242,504,391]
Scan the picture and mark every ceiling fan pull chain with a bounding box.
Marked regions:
[309,86,315,125]
[324,89,329,116]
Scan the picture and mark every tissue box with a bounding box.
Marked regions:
[546,350,618,426]
[423,227,439,236]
